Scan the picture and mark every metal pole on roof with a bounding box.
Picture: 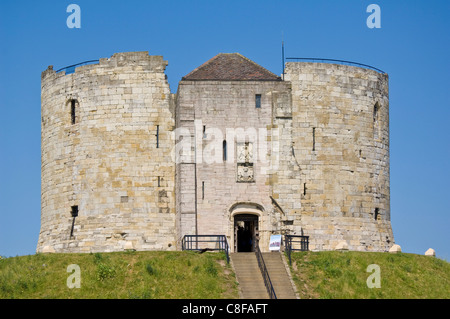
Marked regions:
[281,32,285,81]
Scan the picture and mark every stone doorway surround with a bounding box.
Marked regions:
[229,202,264,253]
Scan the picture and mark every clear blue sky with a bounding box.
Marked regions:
[0,0,449,260]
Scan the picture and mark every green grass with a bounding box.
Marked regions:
[2,250,449,299]
[288,251,450,299]
[0,251,238,299]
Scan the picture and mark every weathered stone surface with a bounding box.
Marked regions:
[38,52,395,254]
[335,240,349,251]
[38,52,176,253]
[425,248,435,257]
[42,245,56,253]
[389,244,402,253]
[282,62,394,252]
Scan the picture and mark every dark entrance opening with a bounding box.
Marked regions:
[234,214,259,252]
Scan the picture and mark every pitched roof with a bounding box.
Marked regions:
[182,53,281,81]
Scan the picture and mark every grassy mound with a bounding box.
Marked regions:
[1,250,448,299]
[288,251,450,299]
[0,251,238,299]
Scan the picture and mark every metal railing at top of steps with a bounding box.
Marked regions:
[285,235,309,265]
[255,243,277,299]
[181,234,230,264]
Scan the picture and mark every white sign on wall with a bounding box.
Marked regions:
[269,235,282,251]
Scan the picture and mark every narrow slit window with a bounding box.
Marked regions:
[373,102,379,122]
[70,205,78,237]
[203,125,206,139]
[223,140,227,162]
[202,181,205,200]
[303,183,307,196]
[70,99,77,124]
[158,176,161,187]
[156,125,159,148]
[312,127,316,151]
[374,208,380,221]
[373,102,380,140]
[255,94,261,108]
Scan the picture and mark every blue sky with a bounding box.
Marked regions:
[0,0,449,260]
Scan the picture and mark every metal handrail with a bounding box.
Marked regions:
[181,235,230,264]
[286,57,386,74]
[285,235,309,265]
[56,60,100,74]
[255,244,277,299]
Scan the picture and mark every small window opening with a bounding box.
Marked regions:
[373,102,379,122]
[374,208,380,221]
[156,125,160,148]
[303,183,307,196]
[70,99,77,125]
[70,205,78,237]
[158,176,161,187]
[373,102,380,140]
[71,205,78,217]
[202,181,205,200]
[312,127,316,151]
[255,94,261,108]
[203,125,206,139]
[223,140,227,162]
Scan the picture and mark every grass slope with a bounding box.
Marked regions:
[289,251,450,299]
[1,250,449,299]
[0,251,238,299]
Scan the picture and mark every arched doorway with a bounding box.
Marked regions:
[234,214,259,252]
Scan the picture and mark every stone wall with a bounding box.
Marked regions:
[283,62,394,251]
[38,52,394,254]
[38,52,176,253]
[175,80,291,251]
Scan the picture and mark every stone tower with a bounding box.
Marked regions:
[38,51,394,253]
[38,52,176,253]
[280,62,393,251]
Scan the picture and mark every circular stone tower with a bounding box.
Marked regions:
[283,61,394,251]
[38,52,176,253]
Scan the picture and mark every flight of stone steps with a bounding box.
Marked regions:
[230,252,297,299]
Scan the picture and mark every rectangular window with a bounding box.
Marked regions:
[71,100,76,124]
[223,140,227,162]
[312,127,316,151]
[156,125,159,148]
[70,205,78,237]
[255,94,261,108]
[374,208,380,221]
[373,102,380,140]
[202,181,205,200]
[71,205,78,217]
